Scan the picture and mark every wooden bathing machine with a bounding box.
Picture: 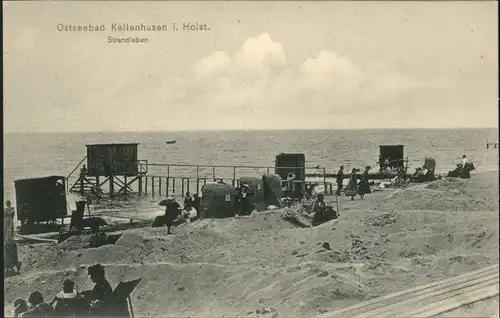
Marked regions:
[239,174,284,210]
[14,176,67,230]
[379,145,405,170]
[86,143,139,176]
[275,153,305,198]
[239,177,265,210]
[199,183,237,219]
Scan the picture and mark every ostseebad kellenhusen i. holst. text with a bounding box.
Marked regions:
[56,22,210,32]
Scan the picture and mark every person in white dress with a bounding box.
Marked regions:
[4,200,15,243]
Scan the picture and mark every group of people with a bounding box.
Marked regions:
[447,155,475,179]
[335,165,373,201]
[13,264,127,317]
[154,191,201,234]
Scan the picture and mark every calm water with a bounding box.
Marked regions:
[4,129,498,222]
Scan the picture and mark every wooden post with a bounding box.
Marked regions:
[212,166,216,180]
[232,166,236,186]
[267,167,270,174]
[109,175,114,197]
[329,183,333,195]
[152,177,155,197]
[145,176,148,194]
[203,178,207,185]
[159,177,162,195]
[96,176,100,190]
[138,176,143,195]
[124,176,128,195]
[166,165,170,196]
[166,177,169,196]
[196,166,199,194]
[181,178,185,196]
[323,168,327,194]
[172,177,176,194]
[187,178,190,193]
[80,176,84,196]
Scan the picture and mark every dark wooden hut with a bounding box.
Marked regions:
[86,143,139,177]
[14,176,67,228]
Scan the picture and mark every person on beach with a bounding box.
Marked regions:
[311,193,338,225]
[311,193,327,217]
[461,154,468,167]
[193,193,201,219]
[335,166,345,196]
[357,166,372,199]
[4,200,15,243]
[22,291,54,317]
[50,279,86,315]
[165,198,181,234]
[80,165,88,178]
[345,168,359,201]
[14,298,28,317]
[183,192,193,210]
[80,264,113,315]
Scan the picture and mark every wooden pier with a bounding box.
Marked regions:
[317,264,499,318]
[67,161,337,197]
[66,146,411,198]
[137,163,336,197]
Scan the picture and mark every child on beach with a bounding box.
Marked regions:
[50,279,86,315]
[13,298,28,317]
[22,291,54,317]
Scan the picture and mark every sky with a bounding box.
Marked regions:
[3,1,498,132]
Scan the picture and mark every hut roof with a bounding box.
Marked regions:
[201,183,235,195]
[86,143,139,147]
[14,175,65,183]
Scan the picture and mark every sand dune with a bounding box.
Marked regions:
[4,173,499,317]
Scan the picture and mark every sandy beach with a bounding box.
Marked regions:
[4,172,499,317]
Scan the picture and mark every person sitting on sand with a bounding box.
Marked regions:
[311,193,337,225]
[192,193,201,219]
[50,279,84,315]
[461,154,468,167]
[311,193,326,214]
[81,264,113,314]
[14,298,28,317]
[412,167,425,182]
[357,166,372,200]
[345,168,359,201]
[22,291,54,317]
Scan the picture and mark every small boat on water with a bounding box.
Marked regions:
[166,140,176,144]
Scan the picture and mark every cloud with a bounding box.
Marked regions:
[168,33,428,129]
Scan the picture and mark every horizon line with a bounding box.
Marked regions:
[3,127,499,134]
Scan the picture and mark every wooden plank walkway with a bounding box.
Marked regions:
[317,264,499,318]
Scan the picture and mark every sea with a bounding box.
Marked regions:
[3,128,499,224]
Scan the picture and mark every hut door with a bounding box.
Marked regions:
[106,147,117,175]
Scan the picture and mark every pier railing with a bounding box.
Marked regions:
[139,175,335,198]
[139,163,335,197]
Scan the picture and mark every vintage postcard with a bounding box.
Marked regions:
[3,1,499,317]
